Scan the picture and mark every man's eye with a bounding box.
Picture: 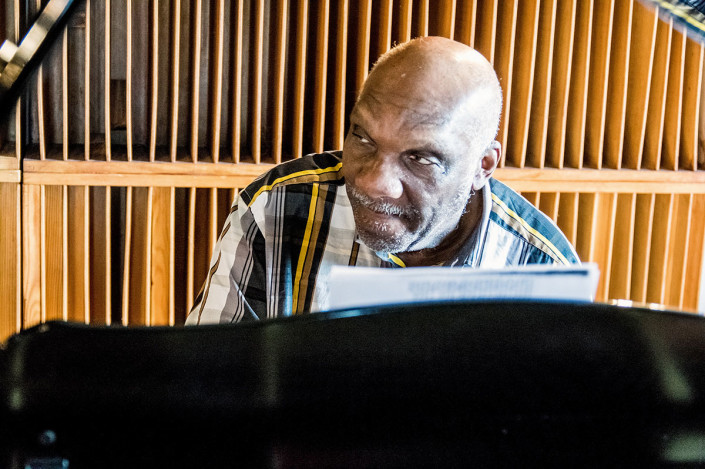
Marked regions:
[410,155,436,166]
[353,132,371,144]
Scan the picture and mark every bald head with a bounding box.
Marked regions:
[360,37,503,157]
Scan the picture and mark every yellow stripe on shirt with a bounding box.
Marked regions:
[491,193,570,265]
[248,162,343,207]
[292,183,319,313]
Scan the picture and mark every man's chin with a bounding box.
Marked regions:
[356,227,411,254]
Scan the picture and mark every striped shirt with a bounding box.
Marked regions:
[186,151,580,324]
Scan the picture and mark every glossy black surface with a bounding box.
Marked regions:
[2,301,705,467]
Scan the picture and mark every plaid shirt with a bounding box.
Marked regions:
[187,151,580,324]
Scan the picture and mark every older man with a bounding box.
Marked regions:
[187,37,579,324]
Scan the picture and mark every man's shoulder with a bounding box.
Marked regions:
[487,178,579,264]
[240,151,344,206]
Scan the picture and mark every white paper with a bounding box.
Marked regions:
[322,263,600,311]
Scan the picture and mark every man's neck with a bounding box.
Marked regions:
[396,190,483,267]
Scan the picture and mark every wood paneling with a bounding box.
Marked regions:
[1,0,704,340]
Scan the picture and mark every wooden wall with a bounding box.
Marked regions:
[1,0,705,340]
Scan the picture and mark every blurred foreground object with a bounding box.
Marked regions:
[1,301,705,467]
[643,0,705,40]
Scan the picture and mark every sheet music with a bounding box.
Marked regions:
[323,263,600,311]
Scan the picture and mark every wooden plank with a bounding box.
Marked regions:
[376,0,392,55]
[593,193,617,301]
[493,0,518,163]
[665,194,691,309]
[313,0,330,153]
[67,186,90,323]
[526,0,557,168]
[397,0,413,44]
[169,0,181,161]
[44,186,66,321]
[630,194,654,303]
[682,195,705,311]
[105,0,112,161]
[680,38,704,171]
[209,0,225,163]
[642,16,673,170]
[438,0,456,39]
[230,0,244,163]
[474,0,497,63]
[576,193,597,268]
[455,0,476,46]
[623,1,658,170]
[545,0,576,169]
[332,0,348,149]
[355,0,371,95]
[125,0,133,161]
[250,0,264,163]
[0,183,21,340]
[538,192,559,222]
[646,194,674,305]
[557,192,579,248]
[663,29,687,171]
[36,0,47,161]
[122,187,134,325]
[22,185,42,329]
[126,187,151,325]
[148,0,158,161]
[564,0,593,169]
[85,0,91,161]
[506,0,540,168]
[583,0,614,170]
[62,29,69,161]
[415,0,429,37]
[272,0,288,163]
[522,192,539,207]
[190,0,203,163]
[186,187,197,312]
[608,193,636,301]
[293,0,309,158]
[89,187,111,324]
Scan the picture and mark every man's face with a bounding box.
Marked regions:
[341,81,482,254]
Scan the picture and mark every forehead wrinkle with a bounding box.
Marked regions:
[354,90,451,133]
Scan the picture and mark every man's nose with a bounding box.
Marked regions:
[354,154,404,199]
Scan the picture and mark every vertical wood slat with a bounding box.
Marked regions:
[332,0,348,149]
[538,192,559,222]
[67,186,90,323]
[642,16,673,170]
[603,0,633,169]
[493,0,518,164]
[680,39,704,171]
[661,26,686,171]
[631,194,656,303]
[0,183,22,339]
[251,0,264,164]
[62,29,69,160]
[186,187,197,313]
[683,195,705,311]
[122,187,133,325]
[62,186,69,319]
[36,0,46,161]
[456,0,476,46]
[438,0,457,39]
[85,0,91,161]
[527,0,558,169]
[377,0,392,55]
[169,0,181,161]
[149,0,159,161]
[397,0,413,44]
[557,192,579,248]
[506,0,540,169]
[608,193,636,301]
[208,0,225,164]
[312,0,330,153]
[583,0,614,170]
[190,0,203,162]
[272,0,288,163]
[416,0,429,37]
[231,0,243,163]
[22,185,42,329]
[665,194,692,308]
[104,0,111,161]
[545,0,576,169]
[293,0,309,158]
[647,194,675,305]
[474,0,497,63]
[623,2,659,170]
[126,0,133,161]
[355,0,372,95]
[565,0,593,169]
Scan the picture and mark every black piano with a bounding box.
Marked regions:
[1,301,705,467]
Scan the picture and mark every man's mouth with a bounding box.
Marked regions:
[347,185,414,218]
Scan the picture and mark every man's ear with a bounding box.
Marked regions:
[472,140,500,191]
